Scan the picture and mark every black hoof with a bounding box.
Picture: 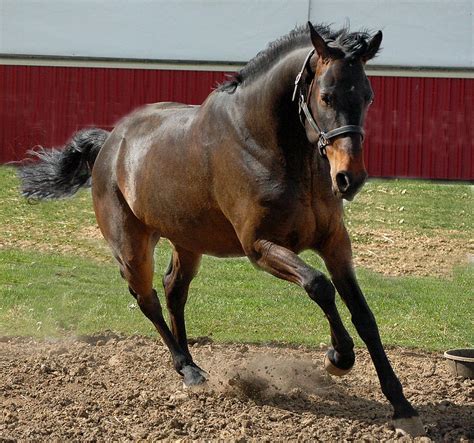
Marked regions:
[324,348,355,376]
[181,364,208,387]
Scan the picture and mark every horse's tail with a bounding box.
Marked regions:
[18,128,110,200]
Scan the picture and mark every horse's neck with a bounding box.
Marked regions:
[235,49,319,169]
[237,49,310,147]
[234,48,335,202]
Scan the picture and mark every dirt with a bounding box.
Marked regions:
[9,223,471,278]
[2,216,471,278]
[351,227,472,277]
[1,334,472,441]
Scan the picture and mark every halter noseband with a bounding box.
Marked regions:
[292,49,365,158]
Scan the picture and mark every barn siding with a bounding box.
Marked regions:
[0,64,472,180]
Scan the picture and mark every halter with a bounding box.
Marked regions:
[292,49,365,158]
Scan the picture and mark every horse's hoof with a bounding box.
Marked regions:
[324,352,352,376]
[393,416,425,437]
[181,364,208,388]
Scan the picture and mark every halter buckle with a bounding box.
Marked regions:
[318,133,329,158]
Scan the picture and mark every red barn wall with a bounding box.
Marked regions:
[0,64,472,180]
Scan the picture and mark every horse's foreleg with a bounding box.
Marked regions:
[248,239,355,374]
[163,246,202,359]
[320,227,425,436]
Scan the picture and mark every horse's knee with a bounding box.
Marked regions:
[243,239,273,265]
[305,273,335,308]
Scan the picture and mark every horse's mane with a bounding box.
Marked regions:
[218,23,376,93]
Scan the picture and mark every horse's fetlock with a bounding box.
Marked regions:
[381,377,404,400]
[328,347,355,370]
[173,355,191,374]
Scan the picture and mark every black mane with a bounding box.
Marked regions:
[218,23,376,93]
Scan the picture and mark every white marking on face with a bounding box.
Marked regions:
[350,85,355,91]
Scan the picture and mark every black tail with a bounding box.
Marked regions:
[18,128,110,200]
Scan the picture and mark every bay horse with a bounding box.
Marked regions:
[19,22,424,436]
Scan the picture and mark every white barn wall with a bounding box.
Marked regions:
[0,0,472,68]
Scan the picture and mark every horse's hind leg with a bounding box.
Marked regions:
[94,192,206,386]
[163,245,202,358]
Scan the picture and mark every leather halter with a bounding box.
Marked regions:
[292,49,365,158]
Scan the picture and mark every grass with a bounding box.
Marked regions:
[346,179,472,234]
[0,166,472,350]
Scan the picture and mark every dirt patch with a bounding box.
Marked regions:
[351,227,472,277]
[76,225,472,277]
[78,225,104,241]
[0,238,80,256]
[0,225,111,262]
[3,223,471,278]
[1,334,472,441]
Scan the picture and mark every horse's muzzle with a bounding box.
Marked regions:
[333,170,367,200]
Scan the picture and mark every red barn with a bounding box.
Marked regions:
[1,0,472,179]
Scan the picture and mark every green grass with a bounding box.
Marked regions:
[346,178,472,234]
[0,166,472,350]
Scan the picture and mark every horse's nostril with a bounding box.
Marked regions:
[336,172,351,193]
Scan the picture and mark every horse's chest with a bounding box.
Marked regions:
[273,195,342,252]
[257,197,317,252]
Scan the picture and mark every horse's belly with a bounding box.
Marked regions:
[158,210,245,257]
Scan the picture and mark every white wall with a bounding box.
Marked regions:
[0,0,308,61]
[0,0,472,67]
[309,0,473,68]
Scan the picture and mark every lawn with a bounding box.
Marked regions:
[0,166,472,350]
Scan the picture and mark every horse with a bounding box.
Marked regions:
[18,22,424,436]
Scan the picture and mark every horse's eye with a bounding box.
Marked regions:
[321,94,332,106]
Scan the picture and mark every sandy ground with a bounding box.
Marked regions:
[1,333,472,442]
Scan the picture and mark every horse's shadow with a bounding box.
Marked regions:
[217,372,473,441]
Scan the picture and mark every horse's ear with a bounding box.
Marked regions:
[362,30,383,62]
[308,22,330,60]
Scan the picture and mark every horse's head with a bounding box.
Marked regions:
[303,23,382,200]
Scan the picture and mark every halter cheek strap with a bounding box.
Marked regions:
[292,49,365,158]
